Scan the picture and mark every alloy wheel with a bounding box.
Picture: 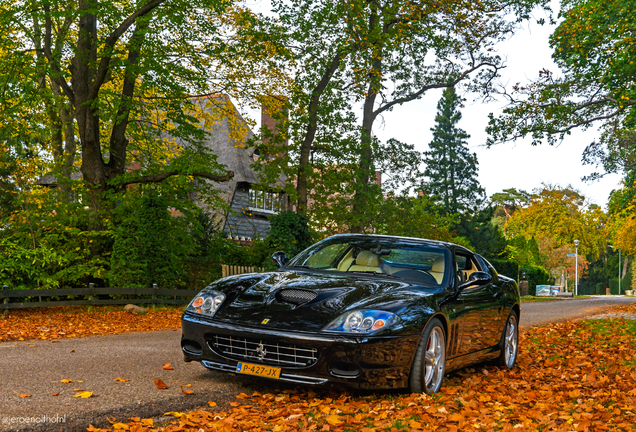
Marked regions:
[424,327,445,392]
[504,315,518,368]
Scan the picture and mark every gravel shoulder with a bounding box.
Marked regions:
[4,296,636,431]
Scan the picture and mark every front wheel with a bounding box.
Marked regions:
[409,317,446,394]
[496,311,519,369]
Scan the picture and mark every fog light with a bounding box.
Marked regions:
[329,362,360,378]
[181,340,202,355]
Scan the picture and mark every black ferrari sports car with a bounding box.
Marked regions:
[181,234,520,393]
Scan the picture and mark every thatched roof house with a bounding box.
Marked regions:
[191,96,287,241]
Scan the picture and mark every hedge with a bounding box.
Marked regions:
[519,265,550,296]
[489,259,519,280]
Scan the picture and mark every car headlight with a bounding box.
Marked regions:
[187,291,225,316]
[323,310,398,334]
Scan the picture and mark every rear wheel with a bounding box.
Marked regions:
[496,311,519,368]
[409,317,446,394]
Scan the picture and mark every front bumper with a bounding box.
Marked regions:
[181,312,420,389]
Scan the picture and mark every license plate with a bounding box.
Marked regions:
[236,362,281,379]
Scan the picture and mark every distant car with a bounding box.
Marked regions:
[181,234,520,393]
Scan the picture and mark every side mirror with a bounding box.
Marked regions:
[272,251,288,268]
[458,271,492,291]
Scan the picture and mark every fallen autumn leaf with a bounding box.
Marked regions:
[154,379,168,390]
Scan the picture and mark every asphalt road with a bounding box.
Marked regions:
[2,296,635,432]
[519,295,636,327]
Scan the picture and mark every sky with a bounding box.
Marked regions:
[245,1,623,208]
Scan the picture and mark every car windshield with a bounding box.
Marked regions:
[287,237,450,287]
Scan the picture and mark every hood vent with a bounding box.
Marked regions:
[277,289,317,305]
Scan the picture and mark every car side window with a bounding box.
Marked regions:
[475,254,498,277]
[456,253,483,288]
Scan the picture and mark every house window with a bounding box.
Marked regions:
[249,189,284,213]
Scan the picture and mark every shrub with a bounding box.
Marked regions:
[109,191,193,289]
[267,211,313,260]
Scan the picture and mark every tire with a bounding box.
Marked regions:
[409,317,446,394]
[495,311,519,369]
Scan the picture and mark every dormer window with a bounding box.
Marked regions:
[249,188,285,213]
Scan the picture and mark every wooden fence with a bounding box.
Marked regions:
[221,265,265,278]
[0,265,267,316]
[0,283,197,317]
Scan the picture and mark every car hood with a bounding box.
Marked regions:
[207,270,437,333]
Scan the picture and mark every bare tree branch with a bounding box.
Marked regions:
[374,61,499,117]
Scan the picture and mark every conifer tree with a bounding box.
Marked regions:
[423,87,485,215]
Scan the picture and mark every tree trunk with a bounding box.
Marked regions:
[297,51,344,214]
[351,7,380,234]
[351,80,378,233]
[76,1,108,210]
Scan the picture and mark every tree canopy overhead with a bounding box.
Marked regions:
[255,0,550,233]
[0,0,288,208]
[487,0,636,180]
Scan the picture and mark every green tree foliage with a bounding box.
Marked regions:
[486,0,636,180]
[267,211,314,259]
[0,148,20,218]
[374,194,464,245]
[455,207,506,260]
[256,0,548,233]
[504,236,542,267]
[342,0,548,232]
[0,0,287,211]
[423,87,485,215]
[606,172,636,256]
[252,0,356,214]
[109,191,194,288]
[0,189,110,289]
[504,185,606,279]
[491,188,532,223]
[186,212,276,290]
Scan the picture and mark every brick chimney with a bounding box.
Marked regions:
[261,97,288,157]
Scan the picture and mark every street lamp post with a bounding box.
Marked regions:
[574,239,580,296]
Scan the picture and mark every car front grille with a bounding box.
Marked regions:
[277,289,317,305]
[209,335,318,367]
